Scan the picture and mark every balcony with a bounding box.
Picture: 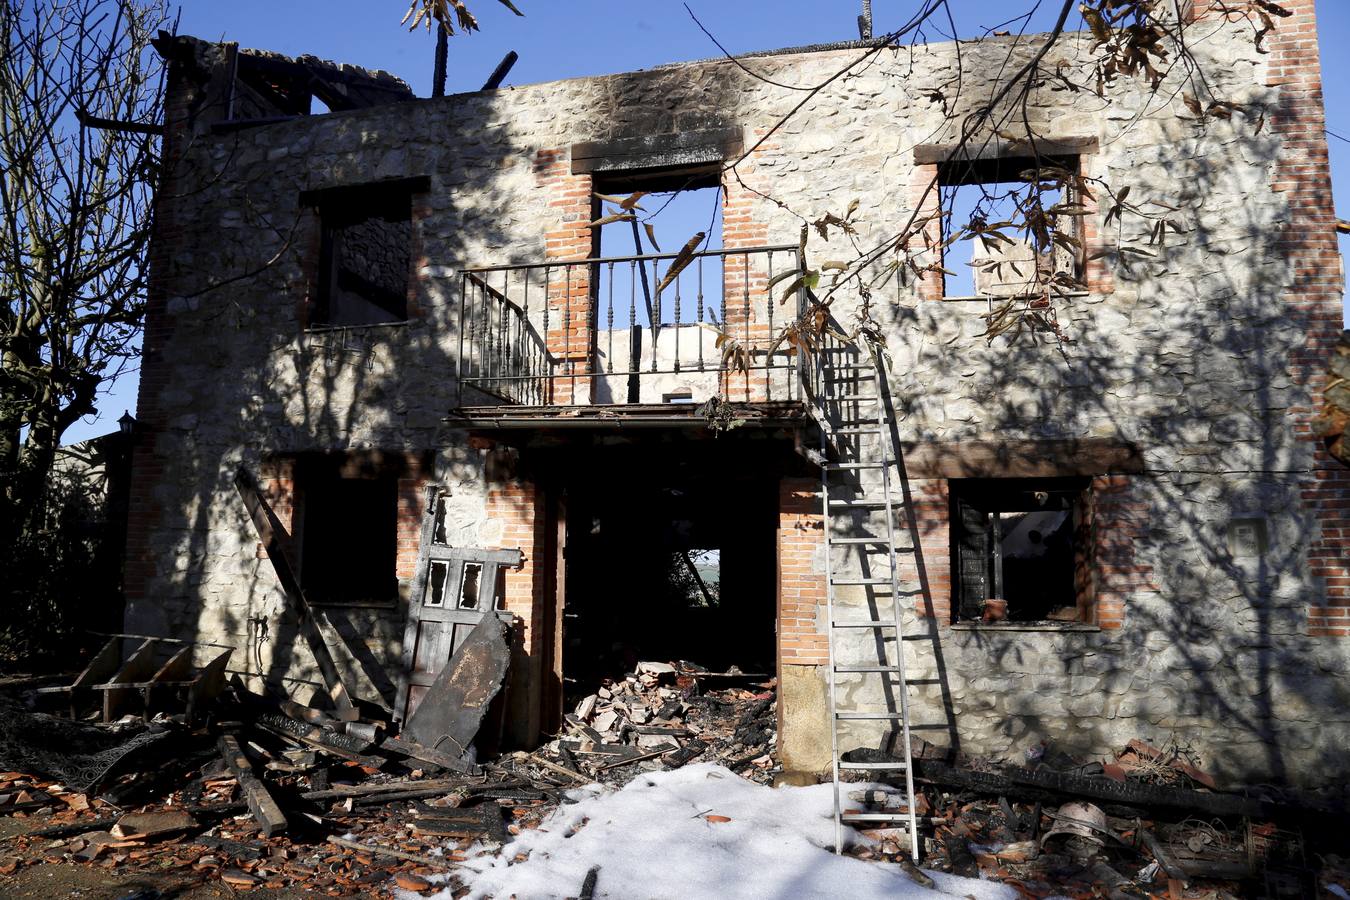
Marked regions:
[452,244,817,429]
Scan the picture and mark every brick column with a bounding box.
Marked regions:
[903,478,952,621]
[778,477,828,665]
[906,163,944,302]
[722,132,774,402]
[255,458,297,563]
[123,56,195,618]
[394,459,429,582]
[1078,155,1116,295]
[537,149,593,405]
[1090,475,1156,630]
[485,478,549,742]
[1258,0,1350,637]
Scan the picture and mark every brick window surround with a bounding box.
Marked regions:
[908,150,1114,302]
[774,452,1150,645]
[296,176,431,330]
[914,473,1147,629]
[258,450,429,606]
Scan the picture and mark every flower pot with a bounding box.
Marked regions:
[982,598,1008,623]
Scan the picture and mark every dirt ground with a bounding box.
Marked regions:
[1,862,333,899]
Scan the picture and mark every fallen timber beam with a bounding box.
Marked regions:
[218,734,288,837]
[234,467,359,721]
[326,836,456,870]
[380,735,481,775]
[347,787,477,806]
[15,778,487,841]
[300,778,470,801]
[911,759,1273,819]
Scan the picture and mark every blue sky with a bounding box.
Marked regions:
[66,0,1350,441]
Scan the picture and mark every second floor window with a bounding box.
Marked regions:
[938,154,1083,300]
[312,186,413,326]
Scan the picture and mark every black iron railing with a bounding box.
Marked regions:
[456,244,808,407]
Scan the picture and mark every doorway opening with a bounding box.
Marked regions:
[590,168,725,404]
[557,440,780,707]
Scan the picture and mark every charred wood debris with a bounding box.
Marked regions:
[0,657,1348,899]
[0,656,781,896]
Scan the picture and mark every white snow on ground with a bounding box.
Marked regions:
[421,763,1014,900]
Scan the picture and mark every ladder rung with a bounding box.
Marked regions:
[827,536,893,545]
[834,427,880,436]
[840,813,914,822]
[838,761,909,771]
[827,498,890,508]
[832,620,898,629]
[834,665,904,673]
[836,711,907,720]
[830,577,894,586]
[832,393,878,401]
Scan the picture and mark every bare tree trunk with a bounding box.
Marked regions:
[0,0,167,660]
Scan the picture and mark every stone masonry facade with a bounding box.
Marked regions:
[127,2,1348,783]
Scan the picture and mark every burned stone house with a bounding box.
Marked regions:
[124,0,1350,785]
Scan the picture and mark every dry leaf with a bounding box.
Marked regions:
[654,232,705,295]
[588,212,636,229]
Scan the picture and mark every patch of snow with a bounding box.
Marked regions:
[432,763,1013,900]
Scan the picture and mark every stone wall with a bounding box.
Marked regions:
[126,6,1348,780]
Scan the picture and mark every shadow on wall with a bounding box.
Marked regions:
[128,105,528,713]
[126,49,757,741]
[862,111,1344,784]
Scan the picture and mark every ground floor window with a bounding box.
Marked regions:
[296,456,399,607]
[950,477,1091,624]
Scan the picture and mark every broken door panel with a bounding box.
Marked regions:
[402,613,512,755]
[396,487,522,725]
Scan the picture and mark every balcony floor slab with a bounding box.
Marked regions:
[447,400,809,431]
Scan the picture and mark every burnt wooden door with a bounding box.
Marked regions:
[396,488,521,723]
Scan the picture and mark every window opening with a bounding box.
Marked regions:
[671,547,720,608]
[590,176,727,404]
[312,186,413,326]
[951,478,1088,623]
[459,562,482,610]
[938,155,1080,300]
[299,463,399,606]
[425,560,449,607]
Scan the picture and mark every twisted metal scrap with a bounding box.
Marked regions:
[0,698,171,793]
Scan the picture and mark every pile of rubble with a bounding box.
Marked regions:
[840,736,1350,898]
[0,689,577,895]
[0,660,778,896]
[537,661,778,786]
[4,655,1350,898]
